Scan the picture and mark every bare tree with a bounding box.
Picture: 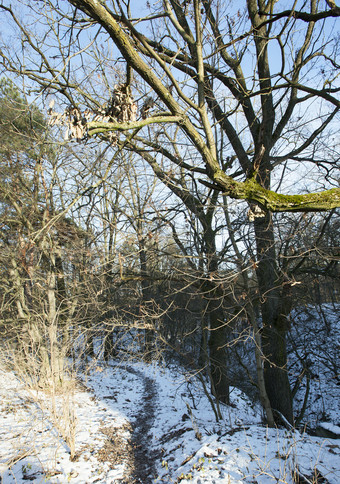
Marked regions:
[1,0,339,424]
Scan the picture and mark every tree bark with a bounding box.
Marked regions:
[254,214,294,424]
[207,296,229,405]
[204,240,230,405]
[138,235,155,362]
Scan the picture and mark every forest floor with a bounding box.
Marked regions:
[0,353,340,484]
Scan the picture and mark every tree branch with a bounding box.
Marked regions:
[87,114,183,135]
[211,172,340,212]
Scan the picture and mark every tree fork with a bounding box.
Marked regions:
[69,0,340,214]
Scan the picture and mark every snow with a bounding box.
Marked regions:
[318,422,340,436]
[1,359,339,484]
[288,303,340,431]
[0,304,339,483]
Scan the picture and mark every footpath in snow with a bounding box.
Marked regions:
[0,360,339,483]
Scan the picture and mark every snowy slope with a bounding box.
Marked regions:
[0,304,339,483]
[1,358,339,483]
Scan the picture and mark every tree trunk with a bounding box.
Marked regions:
[204,277,229,405]
[203,225,230,405]
[198,316,208,371]
[254,214,294,425]
[103,330,117,360]
[139,237,155,361]
[208,303,229,405]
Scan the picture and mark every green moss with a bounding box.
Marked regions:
[214,171,340,212]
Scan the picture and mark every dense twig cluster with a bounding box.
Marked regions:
[47,84,138,143]
[48,105,89,142]
[105,84,137,123]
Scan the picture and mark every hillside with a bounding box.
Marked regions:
[0,304,339,483]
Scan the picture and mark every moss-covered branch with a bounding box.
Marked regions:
[88,118,339,212]
[213,171,340,212]
[69,0,340,215]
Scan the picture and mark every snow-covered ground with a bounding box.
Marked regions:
[1,355,339,483]
[288,303,340,433]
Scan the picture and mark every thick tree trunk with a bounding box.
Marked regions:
[203,226,230,405]
[203,274,229,405]
[254,214,294,425]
